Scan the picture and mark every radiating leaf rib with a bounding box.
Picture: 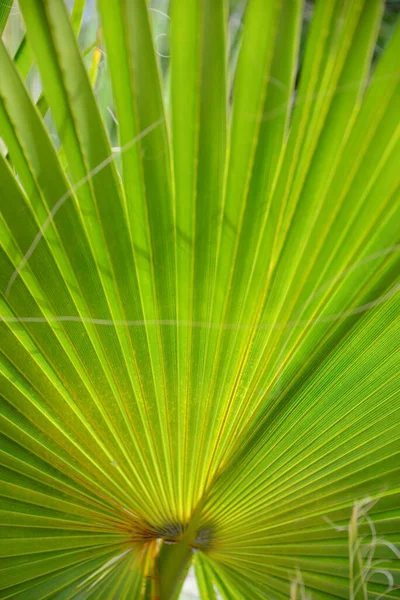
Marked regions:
[0,42,143,498]
[169,0,228,517]
[211,297,399,503]
[0,1,11,35]
[0,397,118,506]
[12,0,173,519]
[199,2,399,484]
[169,0,202,522]
[180,0,228,513]
[194,553,218,599]
[195,0,303,488]
[13,0,85,81]
[0,341,132,508]
[117,0,178,519]
[0,441,117,515]
[96,0,178,522]
[201,292,399,596]
[0,546,129,598]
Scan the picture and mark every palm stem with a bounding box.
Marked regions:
[157,501,205,599]
[157,538,193,600]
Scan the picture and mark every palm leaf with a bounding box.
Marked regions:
[1,0,399,598]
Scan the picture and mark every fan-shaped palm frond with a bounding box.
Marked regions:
[0,0,399,598]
